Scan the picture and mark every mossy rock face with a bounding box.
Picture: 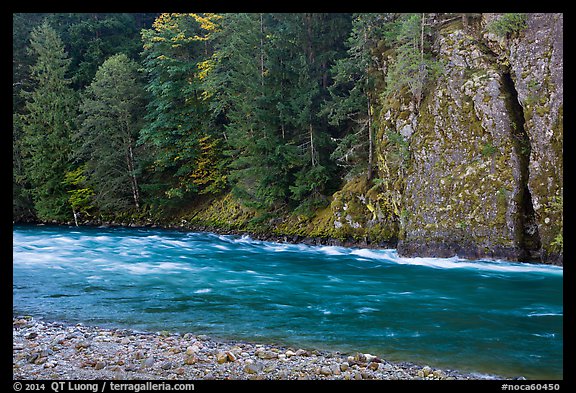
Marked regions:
[480,13,563,263]
[327,176,399,244]
[399,26,527,260]
[505,14,563,262]
[270,176,399,245]
[180,193,258,232]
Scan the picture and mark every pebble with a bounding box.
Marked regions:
[319,366,332,376]
[256,349,278,360]
[421,365,433,377]
[143,357,155,368]
[25,332,38,340]
[367,361,379,371]
[330,364,341,375]
[183,355,197,365]
[244,361,263,374]
[160,361,173,370]
[12,316,501,381]
[94,361,106,370]
[216,351,228,364]
[75,341,91,349]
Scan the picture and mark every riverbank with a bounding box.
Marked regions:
[13,316,506,381]
[14,220,562,266]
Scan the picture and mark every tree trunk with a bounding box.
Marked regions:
[309,123,316,167]
[260,13,265,88]
[125,130,140,210]
[367,93,374,181]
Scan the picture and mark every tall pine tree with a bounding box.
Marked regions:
[209,13,351,213]
[75,53,146,213]
[208,13,295,211]
[324,13,387,181]
[270,13,350,210]
[19,21,77,221]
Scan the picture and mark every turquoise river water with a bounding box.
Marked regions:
[13,225,563,379]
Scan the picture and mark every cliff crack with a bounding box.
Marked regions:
[501,70,541,261]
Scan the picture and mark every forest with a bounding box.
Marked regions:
[13,13,562,264]
[12,12,439,222]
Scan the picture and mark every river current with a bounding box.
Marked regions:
[12,225,563,379]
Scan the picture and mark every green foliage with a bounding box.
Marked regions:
[487,14,527,37]
[63,166,95,214]
[19,21,77,221]
[76,53,146,212]
[548,195,563,253]
[385,130,410,165]
[209,13,349,212]
[208,13,286,211]
[481,141,498,157]
[551,232,563,252]
[382,14,442,105]
[13,113,34,219]
[139,13,224,206]
[190,136,228,195]
[44,13,156,89]
[324,14,385,178]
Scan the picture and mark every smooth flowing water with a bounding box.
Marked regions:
[13,225,563,379]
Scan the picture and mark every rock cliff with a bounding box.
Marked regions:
[388,13,562,264]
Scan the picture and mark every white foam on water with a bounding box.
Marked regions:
[162,239,193,248]
[91,235,112,242]
[194,288,212,294]
[532,333,556,338]
[527,313,563,318]
[350,249,387,259]
[318,246,347,256]
[264,243,292,252]
[235,235,255,244]
[100,260,195,275]
[357,307,379,313]
[349,248,562,275]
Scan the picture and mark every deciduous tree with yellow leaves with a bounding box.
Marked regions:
[139,13,225,206]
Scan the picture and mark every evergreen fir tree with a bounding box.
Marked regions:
[139,13,224,207]
[76,53,146,213]
[19,21,77,221]
[208,13,293,211]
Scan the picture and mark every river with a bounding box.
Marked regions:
[12,224,563,379]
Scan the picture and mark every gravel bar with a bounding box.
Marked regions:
[13,316,506,380]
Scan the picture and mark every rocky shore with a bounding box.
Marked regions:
[13,316,504,381]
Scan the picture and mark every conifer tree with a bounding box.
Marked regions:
[19,21,77,221]
[278,13,350,207]
[76,53,146,212]
[139,13,225,206]
[324,13,387,181]
[208,13,294,211]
